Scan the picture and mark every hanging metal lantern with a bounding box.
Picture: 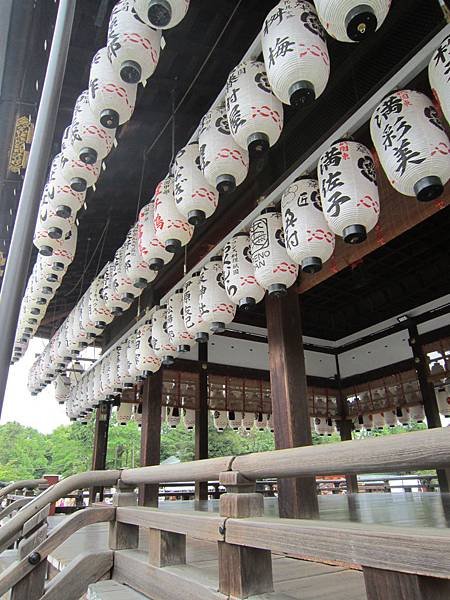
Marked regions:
[318,140,379,244]
[89,47,137,129]
[174,142,219,226]
[42,224,78,273]
[124,224,157,289]
[370,90,450,202]
[108,0,162,84]
[250,208,298,296]
[183,272,210,343]
[71,90,115,165]
[429,35,450,125]
[281,177,335,273]
[138,200,174,271]
[261,0,330,107]
[134,0,190,30]
[152,305,176,365]
[222,233,265,309]
[167,289,193,353]
[199,257,237,334]
[199,104,249,195]
[153,176,194,253]
[46,157,86,218]
[135,321,162,375]
[225,59,283,157]
[314,0,391,43]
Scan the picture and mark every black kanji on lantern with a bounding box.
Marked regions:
[284,208,299,249]
[375,95,403,128]
[392,139,425,176]
[326,191,351,218]
[424,106,444,131]
[320,147,342,174]
[357,156,377,185]
[263,6,293,35]
[322,170,344,196]
[255,71,271,94]
[228,104,247,135]
[267,37,295,68]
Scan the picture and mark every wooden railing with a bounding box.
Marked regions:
[0,428,449,599]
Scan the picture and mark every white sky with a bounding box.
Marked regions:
[1,337,69,434]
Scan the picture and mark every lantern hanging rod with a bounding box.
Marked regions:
[90,24,450,372]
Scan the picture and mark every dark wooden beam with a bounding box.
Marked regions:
[89,401,110,504]
[139,372,163,507]
[266,288,319,519]
[195,344,209,502]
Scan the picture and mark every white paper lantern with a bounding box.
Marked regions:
[100,353,116,399]
[135,321,162,374]
[409,404,425,423]
[396,406,410,426]
[153,176,194,253]
[87,273,114,330]
[241,411,256,431]
[183,408,195,430]
[167,406,181,428]
[250,209,298,295]
[318,140,379,243]
[372,412,385,430]
[370,90,450,201]
[124,224,157,289]
[134,0,190,29]
[255,412,268,430]
[34,193,75,256]
[60,145,101,193]
[226,59,283,157]
[71,90,115,164]
[80,288,103,339]
[199,257,237,333]
[429,35,450,125]
[436,383,450,417]
[118,343,135,388]
[314,0,391,43]
[281,177,335,273]
[222,233,265,309]
[46,159,86,218]
[174,142,219,226]
[108,0,162,84]
[199,104,249,194]
[109,347,124,394]
[89,47,137,129]
[113,244,142,305]
[117,402,133,425]
[103,259,131,316]
[167,289,193,352]
[42,224,78,272]
[151,305,176,365]
[183,272,210,343]
[138,200,174,271]
[261,0,330,107]
[382,409,397,428]
[212,409,228,431]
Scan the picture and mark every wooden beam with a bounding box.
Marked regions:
[266,288,319,519]
[195,343,209,502]
[89,401,110,504]
[139,371,163,507]
[363,567,450,600]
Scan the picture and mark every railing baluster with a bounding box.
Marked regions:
[108,481,138,551]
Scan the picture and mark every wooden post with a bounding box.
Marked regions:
[218,471,273,598]
[363,566,450,599]
[266,288,319,519]
[139,371,163,507]
[11,519,48,600]
[89,401,110,504]
[195,343,209,502]
[335,356,359,494]
[408,321,450,492]
[148,529,186,568]
[109,480,139,551]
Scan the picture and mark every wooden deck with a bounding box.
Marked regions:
[45,493,450,599]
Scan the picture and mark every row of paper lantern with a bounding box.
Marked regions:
[16,0,192,358]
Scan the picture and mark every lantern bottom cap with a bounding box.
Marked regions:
[345,4,377,42]
[121,293,135,303]
[123,383,134,389]
[120,60,142,85]
[195,332,209,343]
[210,321,225,333]
[239,296,256,310]
[302,256,322,274]
[148,257,164,271]
[247,132,269,158]
[162,355,175,366]
[414,175,444,202]
[78,342,88,348]
[177,344,191,353]
[55,205,72,219]
[39,245,54,257]
[188,209,206,226]
[343,224,367,244]
[95,321,107,329]
[148,0,172,28]
[53,262,65,271]
[165,238,182,253]
[100,109,119,129]
[48,227,63,240]
[27,318,38,325]
[268,283,287,297]
[289,81,315,108]
[30,308,40,315]
[70,177,87,192]
[216,174,236,195]
[112,307,124,316]
[36,297,47,305]
[79,146,98,165]
[134,277,148,289]
[47,273,59,282]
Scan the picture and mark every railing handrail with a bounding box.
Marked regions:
[0,479,48,501]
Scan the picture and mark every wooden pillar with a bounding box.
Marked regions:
[89,401,110,504]
[363,567,450,599]
[266,288,319,519]
[139,371,163,507]
[408,321,450,492]
[195,343,209,502]
[335,356,359,494]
